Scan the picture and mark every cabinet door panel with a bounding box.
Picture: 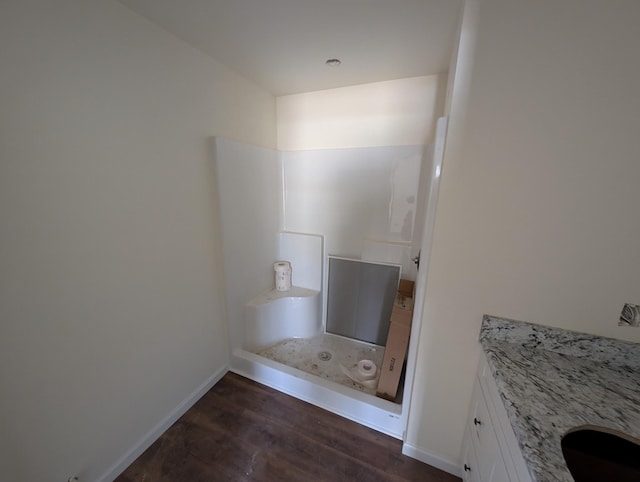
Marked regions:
[462,425,481,482]
[469,376,510,482]
[489,453,510,482]
[464,354,532,482]
[478,354,531,481]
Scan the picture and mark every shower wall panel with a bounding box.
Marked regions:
[213,138,281,351]
[281,145,423,280]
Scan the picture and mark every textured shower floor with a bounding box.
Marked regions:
[255,333,385,396]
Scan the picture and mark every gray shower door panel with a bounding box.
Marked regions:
[326,257,400,346]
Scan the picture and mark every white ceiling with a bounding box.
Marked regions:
[118,0,463,96]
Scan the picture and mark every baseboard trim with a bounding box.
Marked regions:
[402,442,461,477]
[98,365,228,482]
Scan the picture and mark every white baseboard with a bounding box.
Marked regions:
[98,365,228,482]
[402,442,461,477]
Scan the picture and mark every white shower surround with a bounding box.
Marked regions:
[212,136,433,439]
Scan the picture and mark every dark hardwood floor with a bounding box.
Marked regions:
[116,372,461,482]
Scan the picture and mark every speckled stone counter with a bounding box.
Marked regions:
[479,316,640,482]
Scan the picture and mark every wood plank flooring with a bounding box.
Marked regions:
[116,372,461,482]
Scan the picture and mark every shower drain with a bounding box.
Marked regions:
[317,351,332,361]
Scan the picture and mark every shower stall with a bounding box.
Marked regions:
[212,119,446,438]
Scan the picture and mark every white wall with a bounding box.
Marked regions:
[0,1,275,481]
[277,75,447,150]
[407,0,640,469]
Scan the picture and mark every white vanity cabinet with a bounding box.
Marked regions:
[461,353,532,482]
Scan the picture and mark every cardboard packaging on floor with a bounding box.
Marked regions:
[376,280,415,402]
[397,279,414,298]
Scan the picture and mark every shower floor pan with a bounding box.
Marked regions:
[257,333,384,395]
[230,333,404,438]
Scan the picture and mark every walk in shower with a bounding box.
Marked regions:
[212,127,444,437]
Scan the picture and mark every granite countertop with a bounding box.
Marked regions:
[479,316,640,482]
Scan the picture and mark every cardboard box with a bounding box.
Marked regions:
[392,294,414,326]
[376,320,411,401]
[398,279,415,298]
[376,279,414,402]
